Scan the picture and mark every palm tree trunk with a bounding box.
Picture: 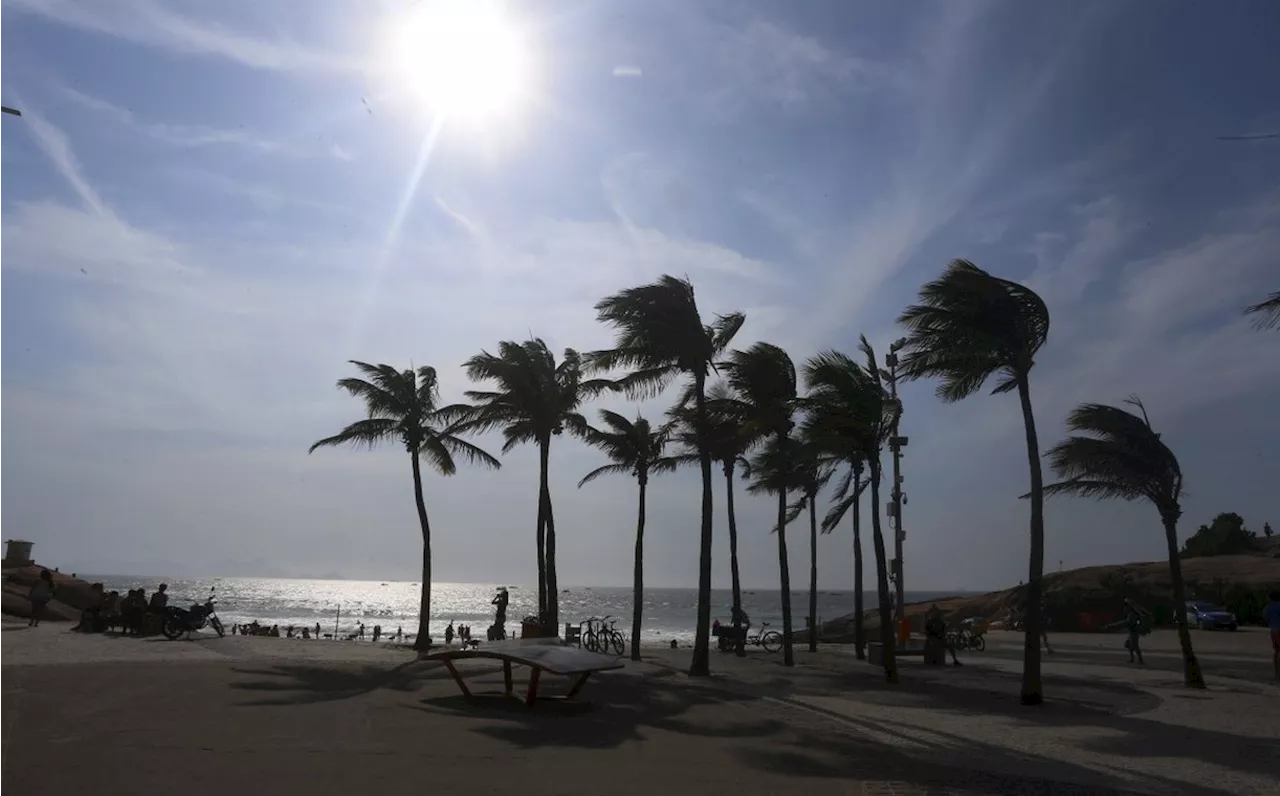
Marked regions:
[689,372,714,677]
[541,439,559,631]
[1016,374,1045,705]
[631,476,647,662]
[1162,514,1206,688]
[410,451,433,651]
[535,480,547,621]
[868,457,897,682]
[808,492,819,653]
[853,468,866,660]
[777,433,795,667]
[725,462,745,657]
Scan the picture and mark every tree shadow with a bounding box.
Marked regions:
[733,720,1236,796]
[408,667,784,751]
[229,660,448,706]
[725,657,1276,790]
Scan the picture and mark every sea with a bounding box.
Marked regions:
[86,576,971,643]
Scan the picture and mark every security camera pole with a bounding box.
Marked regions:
[885,338,909,624]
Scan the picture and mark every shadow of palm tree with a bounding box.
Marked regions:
[229,660,447,706]
[408,668,783,750]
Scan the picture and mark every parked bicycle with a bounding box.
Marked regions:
[946,624,986,652]
[581,615,625,656]
[746,622,783,653]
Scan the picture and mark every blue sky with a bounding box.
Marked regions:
[3,0,1278,590]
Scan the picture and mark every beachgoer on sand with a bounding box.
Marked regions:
[148,584,169,613]
[315,622,321,639]
[27,570,55,627]
[445,622,455,645]
[357,622,365,640]
[1265,590,1280,682]
[373,625,382,643]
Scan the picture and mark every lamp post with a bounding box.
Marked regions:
[884,338,909,624]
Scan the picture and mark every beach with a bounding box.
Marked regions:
[5,618,1277,796]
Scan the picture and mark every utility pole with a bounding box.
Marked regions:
[885,338,909,624]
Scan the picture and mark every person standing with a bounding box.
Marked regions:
[27,570,55,627]
[1264,590,1280,682]
[445,622,455,646]
[315,622,322,639]
[1120,598,1150,664]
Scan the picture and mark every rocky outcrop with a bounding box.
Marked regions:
[2,565,99,622]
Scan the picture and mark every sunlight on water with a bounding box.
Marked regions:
[90,575,966,642]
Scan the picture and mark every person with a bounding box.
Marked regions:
[28,570,55,627]
[1039,599,1054,654]
[1264,590,1280,682]
[924,604,962,666]
[76,583,107,632]
[315,622,321,639]
[372,624,382,643]
[445,622,455,646]
[731,605,751,628]
[395,625,403,642]
[148,584,169,613]
[231,622,238,635]
[357,622,365,641]
[1120,598,1150,664]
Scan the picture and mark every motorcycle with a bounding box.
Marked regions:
[162,588,225,640]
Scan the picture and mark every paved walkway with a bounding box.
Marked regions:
[641,643,1279,796]
[4,623,1277,796]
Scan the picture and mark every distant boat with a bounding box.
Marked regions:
[380,583,388,586]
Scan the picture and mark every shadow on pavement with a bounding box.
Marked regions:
[229,659,449,705]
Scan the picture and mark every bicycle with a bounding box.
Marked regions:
[581,616,625,655]
[745,622,783,653]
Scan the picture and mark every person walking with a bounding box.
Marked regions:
[27,570,55,627]
[1119,598,1151,664]
[1265,590,1280,682]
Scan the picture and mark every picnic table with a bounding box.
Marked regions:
[421,639,624,707]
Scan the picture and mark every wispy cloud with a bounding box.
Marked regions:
[7,0,361,73]
[19,104,110,217]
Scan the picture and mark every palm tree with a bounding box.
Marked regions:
[776,431,834,653]
[591,275,745,677]
[1039,398,1206,688]
[1244,290,1280,330]
[802,344,899,680]
[309,361,500,649]
[822,458,870,658]
[577,411,678,661]
[720,342,801,666]
[460,339,610,631]
[897,259,1051,705]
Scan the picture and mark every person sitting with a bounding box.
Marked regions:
[76,583,107,632]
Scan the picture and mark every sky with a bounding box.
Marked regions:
[2,0,1278,591]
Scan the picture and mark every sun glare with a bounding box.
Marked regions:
[388,1,532,124]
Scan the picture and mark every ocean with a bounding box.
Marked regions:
[87,576,970,643]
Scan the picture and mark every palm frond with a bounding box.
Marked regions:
[577,462,632,488]
[308,418,399,453]
[436,434,502,471]
[1244,290,1280,330]
[822,492,857,533]
[896,259,1049,402]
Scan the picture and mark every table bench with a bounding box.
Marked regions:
[421,640,624,707]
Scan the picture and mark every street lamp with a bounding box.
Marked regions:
[884,337,909,627]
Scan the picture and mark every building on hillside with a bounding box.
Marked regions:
[3,540,35,568]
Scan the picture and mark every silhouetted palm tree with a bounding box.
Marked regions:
[668,382,757,654]
[461,339,611,630]
[1244,290,1280,330]
[1040,398,1206,688]
[721,342,801,666]
[898,259,1051,705]
[309,361,500,649]
[822,458,869,658]
[591,275,745,676]
[577,411,678,661]
[778,430,834,653]
[802,344,899,680]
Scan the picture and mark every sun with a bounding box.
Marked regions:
[388,1,532,124]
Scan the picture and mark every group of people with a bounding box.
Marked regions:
[78,581,169,635]
[444,622,477,647]
[229,620,407,643]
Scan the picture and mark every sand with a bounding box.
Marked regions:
[4,619,1277,796]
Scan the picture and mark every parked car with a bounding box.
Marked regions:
[1185,601,1237,631]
